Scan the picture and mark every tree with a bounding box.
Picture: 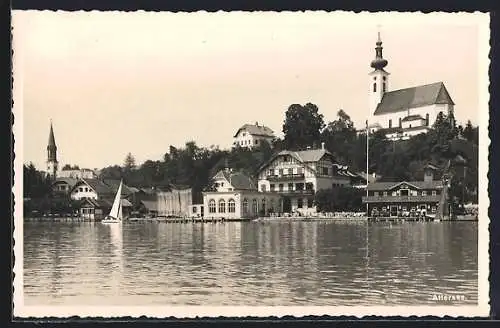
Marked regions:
[282,103,325,150]
[462,120,475,143]
[322,109,357,167]
[124,152,136,170]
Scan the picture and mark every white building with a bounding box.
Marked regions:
[233,122,275,149]
[256,145,354,215]
[58,168,97,179]
[368,33,455,140]
[200,169,281,219]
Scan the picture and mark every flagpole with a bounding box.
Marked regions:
[366,119,369,217]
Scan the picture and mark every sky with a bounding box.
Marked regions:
[13,11,489,170]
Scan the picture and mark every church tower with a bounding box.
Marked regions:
[47,120,58,178]
[368,32,390,118]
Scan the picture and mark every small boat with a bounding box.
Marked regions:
[102,180,123,224]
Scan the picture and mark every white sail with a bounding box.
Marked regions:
[108,180,123,219]
[117,201,123,220]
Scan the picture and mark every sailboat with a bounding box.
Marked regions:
[102,180,123,224]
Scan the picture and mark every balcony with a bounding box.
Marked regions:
[267,173,305,181]
[362,195,441,203]
[271,189,315,196]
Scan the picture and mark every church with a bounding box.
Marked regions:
[367,33,455,140]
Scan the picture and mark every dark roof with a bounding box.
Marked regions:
[401,115,424,122]
[214,169,257,191]
[102,179,133,195]
[374,82,455,115]
[52,177,79,188]
[141,200,157,211]
[233,123,275,138]
[367,180,443,191]
[79,179,113,195]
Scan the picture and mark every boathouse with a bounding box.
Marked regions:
[362,164,448,219]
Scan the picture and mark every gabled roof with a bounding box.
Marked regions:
[72,178,132,197]
[213,169,257,191]
[374,82,455,115]
[141,200,158,211]
[102,179,133,195]
[367,180,443,191]
[401,115,425,122]
[233,123,275,138]
[257,148,335,175]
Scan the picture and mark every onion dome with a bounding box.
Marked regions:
[370,32,388,70]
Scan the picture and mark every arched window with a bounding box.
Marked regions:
[218,199,226,213]
[208,199,216,213]
[228,199,235,213]
[426,113,430,126]
[382,82,386,92]
[270,199,275,213]
[399,117,402,127]
[242,198,248,214]
[252,199,258,214]
[261,198,266,214]
[373,83,377,92]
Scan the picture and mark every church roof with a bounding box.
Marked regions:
[374,82,455,115]
[233,123,275,138]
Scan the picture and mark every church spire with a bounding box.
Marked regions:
[46,120,58,178]
[370,31,388,71]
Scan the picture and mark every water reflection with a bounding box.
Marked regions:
[23,221,478,306]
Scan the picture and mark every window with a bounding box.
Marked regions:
[192,206,197,213]
[269,169,274,176]
[322,167,329,175]
[279,184,284,191]
[383,76,386,81]
[228,199,235,213]
[288,183,294,191]
[255,140,259,145]
[409,124,412,128]
[383,82,386,92]
[307,198,314,208]
[374,191,379,196]
[399,117,402,127]
[297,198,303,208]
[261,199,266,213]
[373,83,377,92]
[218,199,226,213]
[373,77,377,81]
[283,156,289,162]
[389,119,392,128]
[426,113,430,126]
[270,199,275,212]
[422,191,427,196]
[261,185,266,192]
[270,184,275,191]
[252,199,258,214]
[383,191,388,196]
[209,199,216,213]
[243,198,248,214]
[432,190,437,196]
[288,168,293,175]
[221,182,224,187]
[297,167,303,175]
[279,169,284,176]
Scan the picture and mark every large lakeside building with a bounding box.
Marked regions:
[367,33,455,140]
[362,164,449,218]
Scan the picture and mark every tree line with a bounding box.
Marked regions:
[23,102,479,214]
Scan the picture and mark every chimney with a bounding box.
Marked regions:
[321,142,325,150]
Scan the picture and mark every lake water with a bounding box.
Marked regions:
[23,221,478,306]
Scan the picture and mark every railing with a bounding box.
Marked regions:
[362,195,441,203]
[272,189,315,195]
[267,173,305,181]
